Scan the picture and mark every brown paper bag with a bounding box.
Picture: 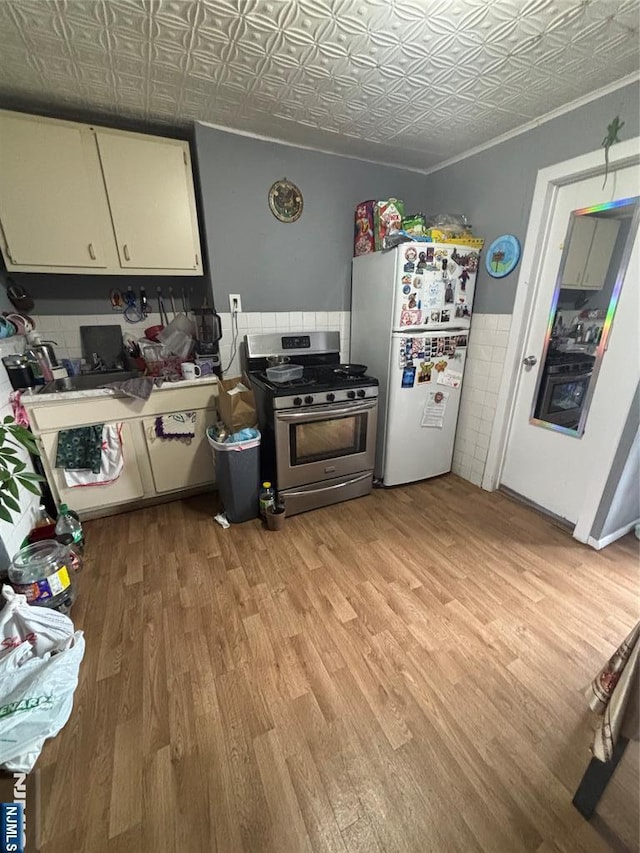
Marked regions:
[216,376,257,432]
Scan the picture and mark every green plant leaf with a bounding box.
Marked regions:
[18,472,45,482]
[6,478,18,499]
[13,461,26,473]
[0,506,13,523]
[16,477,42,496]
[0,492,20,512]
[0,470,11,482]
[3,415,13,424]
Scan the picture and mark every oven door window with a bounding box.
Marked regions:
[290,413,367,465]
[548,378,587,413]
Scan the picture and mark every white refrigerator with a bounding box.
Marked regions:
[350,241,480,486]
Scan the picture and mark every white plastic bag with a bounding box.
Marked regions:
[0,584,85,772]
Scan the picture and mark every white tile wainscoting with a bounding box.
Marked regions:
[28,310,352,377]
[0,339,42,568]
[26,310,509,492]
[453,314,512,487]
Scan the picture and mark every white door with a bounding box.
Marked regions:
[500,165,639,523]
[384,332,467,485]
[95,131,200,271]
[0,113,107,268]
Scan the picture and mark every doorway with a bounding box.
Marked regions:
[485,139,639,539]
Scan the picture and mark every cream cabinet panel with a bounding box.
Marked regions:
[562,217,620,290]
[142,409,217,493]
[39,423,144,511]
[561,217,596,288]
[582,219,620,289]
[0,113,107,269]
[96,131,201,272]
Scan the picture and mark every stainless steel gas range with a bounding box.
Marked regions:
[245,331,378,516]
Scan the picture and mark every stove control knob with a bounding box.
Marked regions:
[304,395,314,405]
[357,389,366,398]
[326,393,335,402]
[347,390,356,399]
[293,397,302,406]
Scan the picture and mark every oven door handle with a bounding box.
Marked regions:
[275,400,377,421]
[283,472,372,497]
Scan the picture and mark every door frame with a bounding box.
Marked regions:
[482,136,640,543]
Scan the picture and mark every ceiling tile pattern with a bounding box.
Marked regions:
[0,0,637,169]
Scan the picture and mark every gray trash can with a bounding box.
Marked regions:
[207,428,260,523]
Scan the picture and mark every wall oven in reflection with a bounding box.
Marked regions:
[534,357,594,429]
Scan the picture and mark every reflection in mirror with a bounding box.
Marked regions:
[531,196,639,437]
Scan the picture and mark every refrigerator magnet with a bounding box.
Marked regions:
[441,309,451,323]
[402,363,416,388]
[402,284,411,295]
[405,247,417,262]
[403,262,415,273]
[426,247,434,262]
[430,311,440,323]
[418,361,434,383]
[402,274,412,285]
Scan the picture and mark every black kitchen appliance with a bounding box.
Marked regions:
[246,331,379,516]
[534,350,595,429]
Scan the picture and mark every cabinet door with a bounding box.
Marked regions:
[96,131,201,272]
[561,217,596,288]
[0,113,107,268]
[143,409,216,494]
[582,218,620,290]
[40,423,144,511]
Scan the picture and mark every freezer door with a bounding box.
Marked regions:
[392,242,480,332]
[382,332,467,486]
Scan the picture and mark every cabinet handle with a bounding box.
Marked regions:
[88,243,96,260]
[123,244,130,262]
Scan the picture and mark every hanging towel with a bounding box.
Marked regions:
[64,424,124,487]
[154,412,197,442]
[55,425,104,473]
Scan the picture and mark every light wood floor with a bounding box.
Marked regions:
[38,475,639,852]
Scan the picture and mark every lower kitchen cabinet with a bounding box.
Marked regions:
[142,409,217,493]
[25,382,219,518]
[39,422,144,512]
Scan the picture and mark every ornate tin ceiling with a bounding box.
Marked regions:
[0,0,638,170]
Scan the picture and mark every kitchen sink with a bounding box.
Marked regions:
[39,370,142,394]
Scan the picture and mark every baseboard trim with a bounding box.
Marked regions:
[587,520,639,550]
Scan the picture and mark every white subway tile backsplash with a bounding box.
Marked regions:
[261,312,276,328]
[302,312,316,329]
[288,312,303,327]
[453,312,512,490]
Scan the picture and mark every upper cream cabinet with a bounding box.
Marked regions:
[561,216,620,290]
[0,112,108,269]
[0,109,203,276]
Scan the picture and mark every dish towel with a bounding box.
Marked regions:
[55,425,104,473]
[63,424,124,487]
[101,376,160,401]
[155,412,197,442]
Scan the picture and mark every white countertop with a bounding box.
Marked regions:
[23,375,218,405]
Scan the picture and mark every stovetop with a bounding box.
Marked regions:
[251,364,379,395]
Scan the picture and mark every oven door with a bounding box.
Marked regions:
[537,370,592,427]
[275,399,378,489]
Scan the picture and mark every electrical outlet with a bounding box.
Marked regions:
[228,293,242,312]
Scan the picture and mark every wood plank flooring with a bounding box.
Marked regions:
[37,475,639,852]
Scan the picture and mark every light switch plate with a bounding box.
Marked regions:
[228,293,242,312]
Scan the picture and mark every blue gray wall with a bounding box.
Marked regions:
[423,81,640,314]
[194,124,425,312]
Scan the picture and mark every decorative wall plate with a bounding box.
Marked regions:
[268,178,303,223]
[485,234,521,278]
